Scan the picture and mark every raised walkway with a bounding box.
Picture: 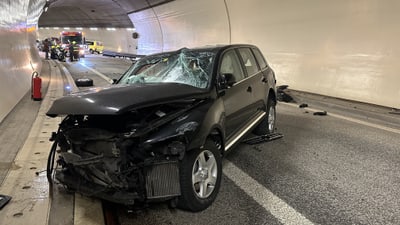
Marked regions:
[0,59,104,225]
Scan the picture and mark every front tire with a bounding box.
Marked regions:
[178,139,222,212]
[253,97,276,135]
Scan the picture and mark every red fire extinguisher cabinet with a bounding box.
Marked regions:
[31,71,42,101]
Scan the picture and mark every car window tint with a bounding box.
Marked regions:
[238,48,259,76]
[220,50,245,82]
[252,48,268,69]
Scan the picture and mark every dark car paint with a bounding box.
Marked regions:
[215,46,276,143]
[46,44,277,206]
[47,44,276,153]
[47,44,277,153]
[46,83,210,117]
[144,99,213,145]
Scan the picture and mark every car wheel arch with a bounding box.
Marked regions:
[208,128,225,156]
[186,125,225,155]
[268,88,277,105]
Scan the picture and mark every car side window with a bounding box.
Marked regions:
[219,50,245,83]
[252,48,268,69]
[238,48,259,76]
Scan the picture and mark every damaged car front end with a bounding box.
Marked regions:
[46,45,277,212]
[49,98,208,205]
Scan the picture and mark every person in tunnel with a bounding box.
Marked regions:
[73,41,80,61]
[43,39,50,60]
[69,41,74,62]
[68,41,80,62]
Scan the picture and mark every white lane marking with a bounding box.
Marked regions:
[55,62,79,93]
[223,161,315,225]
[280,102,400,135]
[79,62,114,83]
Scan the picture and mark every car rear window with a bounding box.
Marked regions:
[252,48,268,69]
[238,48,259,76]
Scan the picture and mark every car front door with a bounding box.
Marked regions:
[219,49,255,140]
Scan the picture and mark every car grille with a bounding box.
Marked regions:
[145,161,181,199]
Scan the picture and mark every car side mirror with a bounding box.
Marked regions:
[112,79,118,84]
[218,73,236,90]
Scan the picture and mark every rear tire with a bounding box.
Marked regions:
[253,97,276,135]
[178,139,222,212]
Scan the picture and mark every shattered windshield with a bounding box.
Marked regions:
[118,49,216,89]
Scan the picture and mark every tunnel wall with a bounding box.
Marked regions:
[37,28,138,54]
[0,0,44,123]
[129,0,400,108]
[128,0,231,54]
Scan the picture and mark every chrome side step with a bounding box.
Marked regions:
[225,111,266,151]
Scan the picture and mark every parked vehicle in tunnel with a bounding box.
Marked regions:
[60,31,85,58]
[85,40,104,54]
[46,44,277,211]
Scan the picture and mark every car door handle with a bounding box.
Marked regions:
[261,77,267,83]
[247,86,252,92]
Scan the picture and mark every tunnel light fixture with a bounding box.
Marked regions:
[63,27,70,30]
[76,27,83,30]
[106,28,116,31]
[90,27,98,31]
[43,1,50,13]
[53,27,59,30]
[126,28,136,31]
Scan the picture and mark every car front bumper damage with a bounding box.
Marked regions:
[47,106,199,205]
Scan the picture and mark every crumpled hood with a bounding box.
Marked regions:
[46,83,209,116]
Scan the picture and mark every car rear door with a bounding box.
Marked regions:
[237,47,267,114]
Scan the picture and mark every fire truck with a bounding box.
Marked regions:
[60,31,85,58]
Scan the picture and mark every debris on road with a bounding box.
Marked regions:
[299,103,308,108]
[313,111,328,116]
[277,85,295,103]
[243,133,284,145]
[389,108,400,115]
[35,169,47,176]
[75,77,94,87]
[0,195,12,210]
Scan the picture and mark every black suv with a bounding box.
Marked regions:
[46,44,277,212]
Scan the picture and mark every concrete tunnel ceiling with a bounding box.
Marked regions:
[38,0,174,28]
